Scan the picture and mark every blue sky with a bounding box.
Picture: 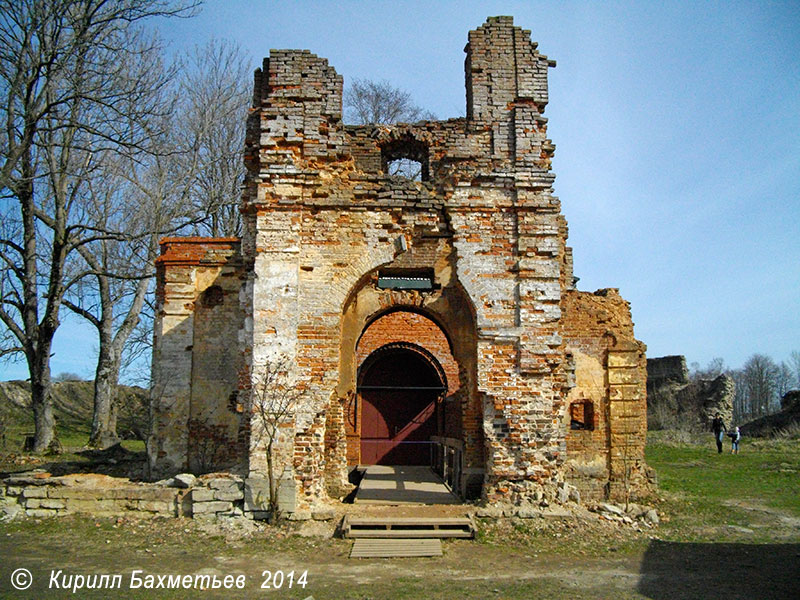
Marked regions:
[2,0,798,381]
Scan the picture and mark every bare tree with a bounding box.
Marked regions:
[344,78,434,179]
[729,368,747,423]
[776,361,793,398]
[183,39,250,238]
[61,38,250,448]
[736,354,780,421]
[790,351,800,389]
[62,158,157,447]
[250,356,305,519]
[0,0,198,451]
[344,78,434,125]
[690,357,726,381]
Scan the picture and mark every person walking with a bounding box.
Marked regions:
[728,426,741,454]
[711,413,726,454]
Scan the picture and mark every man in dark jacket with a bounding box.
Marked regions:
[711,413,726,454]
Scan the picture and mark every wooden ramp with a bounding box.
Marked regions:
[343,516,476,539]
[350,538,443,558]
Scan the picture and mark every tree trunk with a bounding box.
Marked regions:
[85,250,150,449]
[19,133,56,452]
[267,438,277,515]
[89,350,121,448]
[30,350,55,452]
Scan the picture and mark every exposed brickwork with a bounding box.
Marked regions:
[150,16,649,511]
[149,238,246,477]
[356,311,459,395]
[561,289,649,501]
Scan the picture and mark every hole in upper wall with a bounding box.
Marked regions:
[381,138,429,181]
[386,158,423,180]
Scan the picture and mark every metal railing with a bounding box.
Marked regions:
[430,436,464,497]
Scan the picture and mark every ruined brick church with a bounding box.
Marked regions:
[149,16,649,512]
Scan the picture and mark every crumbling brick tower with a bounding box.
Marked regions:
[149,16,649,512]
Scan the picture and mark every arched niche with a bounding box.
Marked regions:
[332,265,484,497]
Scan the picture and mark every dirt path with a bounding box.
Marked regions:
[2,511,799,599]
[723,498,800,530]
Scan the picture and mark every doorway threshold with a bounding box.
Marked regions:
[353,465,460,505]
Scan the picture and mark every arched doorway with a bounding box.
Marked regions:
[334,268,484,498]
[358,343,446,465]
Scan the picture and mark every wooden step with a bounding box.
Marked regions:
[342,516,475,539]
[350,538,443,558]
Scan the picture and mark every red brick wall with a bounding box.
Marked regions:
[356,311,460,395]
[561,288,648,501]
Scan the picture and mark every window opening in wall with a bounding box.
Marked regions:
[377,269,434,290]
[380,138,429,181]
[387,157,423,180]
[570,399,594,430]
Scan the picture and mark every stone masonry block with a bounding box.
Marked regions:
[208,479,244,492]
[107,487,178,502]
[26,509,58,518]
[191,501,233,515]
[21,487,49,499]
[191,488,214,502]
[207,479,243,492]
[61,499,120,513]
[25,498,65,510]
[47,488,106,500]
[213,489,244,502]
[609,384,645,401]
[608,368,639,385]
[136,500,177,514]
[244,478,271,512]
[607,352,640,368]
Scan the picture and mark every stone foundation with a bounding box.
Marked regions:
[0,472,340,522]
[2,474,186,519]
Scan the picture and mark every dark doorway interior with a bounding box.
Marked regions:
[358,345,445,465]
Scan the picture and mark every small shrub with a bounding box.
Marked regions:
[772,421,800,440]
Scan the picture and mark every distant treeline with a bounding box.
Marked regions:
[691,352,800,423]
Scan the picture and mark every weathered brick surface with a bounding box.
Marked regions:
[561,289,649,501]
[149,238,246,477]
[150,16,649,510]
[356,311,459,395]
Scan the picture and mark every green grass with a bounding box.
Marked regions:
[1,407,89,453]
[1,380,148,457]
[646,433,800,516]
[645,431,800,545]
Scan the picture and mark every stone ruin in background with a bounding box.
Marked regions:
[646,355,734,430]
[148,16,651,516]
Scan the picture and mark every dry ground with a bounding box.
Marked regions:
[2,434,799,599]
[1,500,798,600]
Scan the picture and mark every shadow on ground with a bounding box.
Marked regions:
[0,443,147,480]
[638,539,800,600]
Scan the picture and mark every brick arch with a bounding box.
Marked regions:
[356,309,460,396]
[358,341,447,389]
[333,258,483,496]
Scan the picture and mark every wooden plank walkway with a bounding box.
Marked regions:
[354,466,460,505]
[350,538,443,558]
[343,516,475,539]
